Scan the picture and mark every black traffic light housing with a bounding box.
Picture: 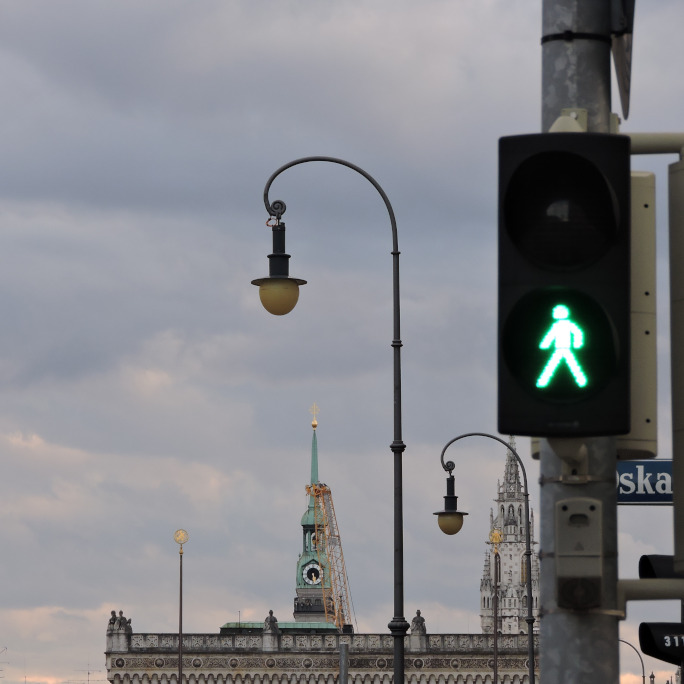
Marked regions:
[639,623,684,666]
[639,554,676,579]
[638,555,684,665]
[498,132,631,437]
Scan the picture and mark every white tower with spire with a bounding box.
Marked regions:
[480,437,540,634]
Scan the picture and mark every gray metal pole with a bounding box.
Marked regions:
[540,1,619,683]
[179,546,183,684]
[539,438,619,683]
[541,0,612,133]
[669,159,684,678]
[670,159,684,574]
[493,551,499,684]
[339,642,349,684]
[174,530,188,684]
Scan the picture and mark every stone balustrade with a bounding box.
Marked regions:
[113,632,537,654]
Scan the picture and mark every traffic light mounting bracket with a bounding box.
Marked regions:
[550,109,588,133]
[617,578,684,619]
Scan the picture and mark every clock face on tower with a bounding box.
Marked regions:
[302,561,321,585]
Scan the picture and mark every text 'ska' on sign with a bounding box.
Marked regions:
[617,460,672,505]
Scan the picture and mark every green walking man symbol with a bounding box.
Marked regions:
[536,304,588,389]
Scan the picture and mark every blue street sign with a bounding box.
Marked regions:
[617,460,672,505]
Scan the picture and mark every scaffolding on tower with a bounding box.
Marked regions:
[306,482,356,632]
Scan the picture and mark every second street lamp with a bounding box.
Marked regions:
[435,432,536,684]
[252,156,409,683]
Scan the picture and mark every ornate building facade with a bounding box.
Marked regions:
[480,438,540,635]
[105,625,536,684]
[105,419,539,683]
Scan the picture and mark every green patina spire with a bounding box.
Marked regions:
[295,403,330,607]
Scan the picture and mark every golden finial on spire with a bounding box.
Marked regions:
[309,403,319,429]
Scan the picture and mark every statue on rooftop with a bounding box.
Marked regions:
[410,609,426,635]
[107,609,132,633]
[263,610,279,634]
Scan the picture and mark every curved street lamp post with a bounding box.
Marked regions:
[434,432,536,684]
[619,638,646,684]
[252,157,409,683]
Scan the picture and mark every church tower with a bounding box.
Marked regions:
[293,405,331,623]
[480,437,540,634]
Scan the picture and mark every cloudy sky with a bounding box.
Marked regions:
[0,1,683,683]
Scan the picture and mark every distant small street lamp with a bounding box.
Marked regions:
[435,432,535,684]
[174,529,189,684]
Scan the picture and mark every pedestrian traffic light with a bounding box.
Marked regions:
[638,555,684,664]
[639,623,684,666]
[498,132,631,436]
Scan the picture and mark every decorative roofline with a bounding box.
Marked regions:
[108,631,539,655]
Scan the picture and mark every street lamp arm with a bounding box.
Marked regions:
[438,432,536,684]
[263,156,399,253]
[439,432,530,496]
